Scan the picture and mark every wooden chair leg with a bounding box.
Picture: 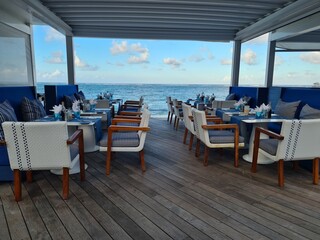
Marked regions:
[13,169,21,202]
[140,150,146,172]
[313,158,319,185]
[63,167,69,200]
[188,134,194,151]
[26,170,32,183]
[251,130,260,173]
[183,128,188,144]
[170,113,173,124]
[167,111,170,121]
[203,146,209,166]
[176,118,180,130]
[278,160,284,187]
[195,139,201,157]
[173,116,177,129]
[234,145,239,168]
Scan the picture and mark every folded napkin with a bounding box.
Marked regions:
[52,104,62,114]
[72,100,80,112]
[89,99,97,105]
[254,103,271,112]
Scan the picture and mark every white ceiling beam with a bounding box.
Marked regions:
[235,0,320,42]
[270,11,320,42]
[22,0,73,36]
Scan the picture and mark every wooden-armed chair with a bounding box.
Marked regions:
[166,96,174,124]
[99,109,151,175]
[2,122,85,201]
[251,119,320,187]
[120,96,144,112]
[172,99,183,130]
[182,103,196,150]
[192,109,245,167]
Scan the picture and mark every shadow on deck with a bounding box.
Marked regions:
[1,118,320,239]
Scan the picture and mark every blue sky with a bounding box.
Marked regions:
[33,25,320,86]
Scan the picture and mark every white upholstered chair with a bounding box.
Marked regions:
[99,109,151,175]
[172,99,183,130]
[251,119,320,187]
[192,109,245,167]
[2,122,85,201]
[166,96,174,124]
[182,103,196,150]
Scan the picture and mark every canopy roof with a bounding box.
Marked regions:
[20,0,318,43]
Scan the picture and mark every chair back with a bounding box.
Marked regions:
[96,99,109,108]
[192,109,209,144]
[138,109,151,146]
[182,103,195,134]
[172,99,182,118]
[2,122,72,170]
[166,96,173,113]
[277,119,320,160]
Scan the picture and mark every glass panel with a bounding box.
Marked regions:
[0,22,32,85]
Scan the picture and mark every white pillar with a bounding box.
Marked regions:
[66,35,75,85]
[265,40,276,87]
[231,40,241,86]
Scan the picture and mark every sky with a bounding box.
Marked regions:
[33,25,320,86]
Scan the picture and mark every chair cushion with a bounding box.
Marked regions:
[225,93,236,100]
[259,139,278,156]
[117,122,139,126]
[209,130,244,144]
[64,95,77,109]
[74,91,86,101]
[0,100,17,140]
[69,144,79,160]
[274,99,300,119]
[299,104,320,119]
[21,97,46,122]
[99,132,140,147]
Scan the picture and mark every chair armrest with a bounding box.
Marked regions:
[67,129,83,144]
[114,115,142,119]
[112,118,141,124]
[0,140,6,146]
[108,125,150,132]
[123,104,141,108]
[125,100,140,104]
[202,123,238,130]
[255,127,284,140]
[118,111,143,116]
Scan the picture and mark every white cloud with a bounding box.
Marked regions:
[74,52,98,71]
[41,69,63,79]
[246,33,269,45]
[275,55,284,66]
[110,41,150,64]
[220,59,232,65]
[128,51,149,64]
[189,55,205,62]
[110,41,128,55]
[45,28,64,42]
[300,52,320,64]
[46,51,64,64]
[199,47,214,60]
[241,49,257,65]
[163,58,181,68]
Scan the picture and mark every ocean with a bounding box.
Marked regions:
[36,83,230,117]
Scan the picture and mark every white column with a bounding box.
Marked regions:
[231,40,241,86]
[66,35,75,85]
[265,40,276,87]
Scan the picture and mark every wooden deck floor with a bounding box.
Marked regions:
[1,118,320,240]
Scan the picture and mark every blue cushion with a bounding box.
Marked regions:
[274,99,300,119]
[99,132,139,147]
[225,93,236,100]
[299,104,320,119]
[0,100,17,140]
[64,95,77,109]
[74,91,86,101]
[21,97,46,121]
[259,139,278,156]
[209,131,244,144]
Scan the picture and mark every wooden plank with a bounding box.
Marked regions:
[34,173,92,239]
[24,175,72,240]
[43,171,112,240]
[0,183,30,240]
[0,195,11,240]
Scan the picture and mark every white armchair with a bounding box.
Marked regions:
[252,119,320,187]
[2,122,85,201]
[182,103,196,150]
[172,99,183,130]
[99,109,151,175]
[166,96,174,124]
[192,109,245,167]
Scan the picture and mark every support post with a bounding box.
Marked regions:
[231,40,241,87]
[265,40,276,87]
[66,35,75,85]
